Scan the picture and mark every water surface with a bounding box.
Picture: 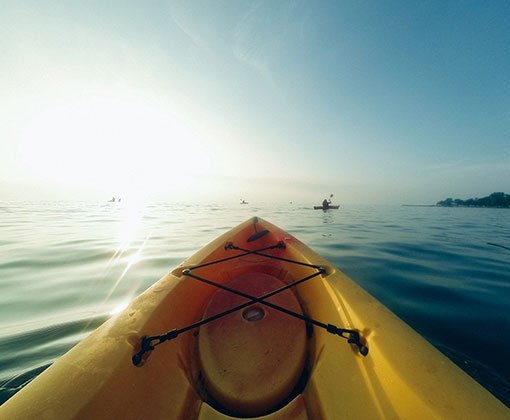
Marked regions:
[1,202,509,406]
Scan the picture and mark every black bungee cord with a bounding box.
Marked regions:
[132,240,368,366]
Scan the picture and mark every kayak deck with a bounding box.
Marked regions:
[1,217,508,419]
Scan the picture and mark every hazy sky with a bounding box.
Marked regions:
[1,1,509,204]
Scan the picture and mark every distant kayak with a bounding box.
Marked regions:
[314,205,340,210]
[1,217,508,418]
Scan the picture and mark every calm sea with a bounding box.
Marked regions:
[1,202,509,406]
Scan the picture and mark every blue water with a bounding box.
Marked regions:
[1,202,509,406]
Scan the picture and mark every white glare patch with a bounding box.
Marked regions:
[110,301,129,316]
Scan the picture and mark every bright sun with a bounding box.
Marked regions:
[19,90,217,199]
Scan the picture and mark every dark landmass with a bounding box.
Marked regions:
[436,192,510,208]
[401,204,437,207]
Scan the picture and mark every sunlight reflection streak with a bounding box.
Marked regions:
[103,235,150,305]
[97,199,151,314]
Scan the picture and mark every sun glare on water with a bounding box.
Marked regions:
[99,198,150,308]
[117,201,145,252]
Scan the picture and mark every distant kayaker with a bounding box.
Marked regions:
[321,194,334,209]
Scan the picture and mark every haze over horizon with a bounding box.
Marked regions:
[1,1,509,205]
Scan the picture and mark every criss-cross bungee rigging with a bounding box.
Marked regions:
[132,229,368,366]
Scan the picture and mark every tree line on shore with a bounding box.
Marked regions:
[437,192,510,208]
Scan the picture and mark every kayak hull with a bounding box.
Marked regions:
[314,205,340,210]
[1,217,508,419]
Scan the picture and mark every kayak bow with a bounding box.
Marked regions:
[1,217,508,419]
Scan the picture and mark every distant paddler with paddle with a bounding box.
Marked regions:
[314,194,338,210]
[322,194,333,209]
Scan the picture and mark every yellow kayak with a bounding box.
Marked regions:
[1,217,508,419]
